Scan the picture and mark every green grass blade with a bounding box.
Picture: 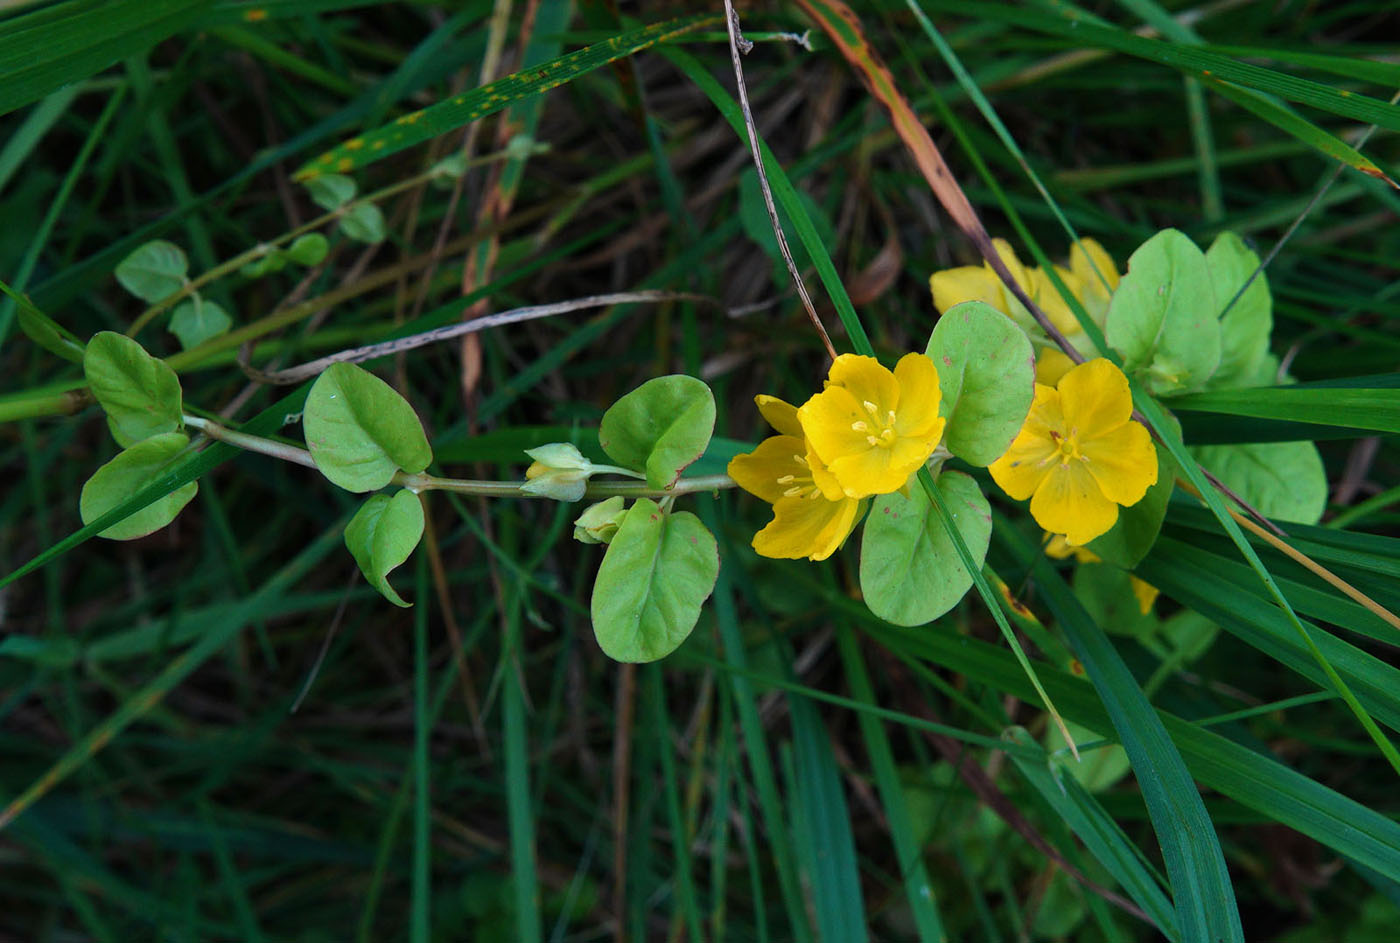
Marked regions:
[1003,729,1178,939]
[700,500,814,942]
[503,586,542,943]
[0,85,81,192]
[1170,385,1400,435]
[866,601,1400,886]
[0,525,342,828]
[788,695,869,943]
[295,15,720,180]
[660,45,875,357]
[996,522,1243,943]
[836,628,947,942]
[647,665,703,942]
[411,554,431,943]
[1204,77,1395,186]
[927,0,1400,135]
[0,0,206,117]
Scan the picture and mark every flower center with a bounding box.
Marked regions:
[1050,429,1082,463]
[776,452,822,499]
[852,400,899,450]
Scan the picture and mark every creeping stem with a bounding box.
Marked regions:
[183,414,736,499]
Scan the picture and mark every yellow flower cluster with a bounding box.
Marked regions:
[728,354,946,561]
[929,238,1120,386]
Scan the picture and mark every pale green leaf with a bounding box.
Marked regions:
[1205,231,1272,388]
[1105,229,1221,395]
[114,239,188,303]
[1190,441,1327,524]
[79,432,197,540]
[338,202,385,244]
[304,173,356,211]
[925,300,1035,466]
[598,375,715,489]
[168,297,232,350]
[344,490,424,608]
[286,232,329,266]
[303,362,433,492]
[860,470,991,626]
[590,499,718,662]
[83,330,183,447]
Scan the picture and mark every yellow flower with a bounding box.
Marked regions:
[727,395,864,561]
[989,358,1156,546]
[929,238,1034,327]
[1045,534,1160,614]
[796,353,946,499]
[930,238,1123,379]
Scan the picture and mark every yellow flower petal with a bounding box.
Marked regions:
[1030,266,1085,336]
[930,264,1003,315]
[798,385,875,467]
[755,394,803,438]
[752,493,863,561]
[1058,358,1134,438]
[1029,461,1120,546]
[991,237,1031,292]
[1130,576,1159,615]
[1044,533,1099,564]
[807,445,846,501]
[1081,421,1158,507]
[1035,347,1076,387]
[988,385,1062,500]
[891,352,945,438]
[1070,238,1119,300]
[827,354,899,411]
[829,445,904,497]
[728,435,806,505]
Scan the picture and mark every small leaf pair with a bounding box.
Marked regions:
[80,332,197,539]
[303,362,435,606]
[586,375,721,664]
[116,240,233,350]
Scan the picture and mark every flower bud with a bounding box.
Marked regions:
[573,496,627,544]
[520,443,594,502]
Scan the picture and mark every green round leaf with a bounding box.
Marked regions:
[1189,441,1327,524]
[345,490,425,608]
[599,375,715,489]
[1205,232,1272,388]
[1106,229,1221,396]
[859,470,991,626]
[339,202,386,244]
[590,499,719,663]
[79,432,197,540]
[1085,439,1176,569]
[925,300,1035,466]
[305,173,357,211]
[83,331,184,447]
[304,362,433,492]
[286,232,330,266]
[168,297,232,351]
[114,240,189,303]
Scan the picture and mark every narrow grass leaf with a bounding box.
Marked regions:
[0,526,342,829]
[295,15,719,180]
[997,522,1244,943]
[837,629,946,941]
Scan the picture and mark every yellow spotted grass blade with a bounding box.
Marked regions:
[293,14,719,180]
